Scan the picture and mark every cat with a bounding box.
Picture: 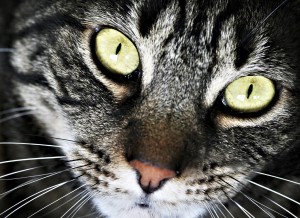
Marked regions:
[0,0,300,217]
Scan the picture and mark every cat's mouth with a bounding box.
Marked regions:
[136,196,151,208]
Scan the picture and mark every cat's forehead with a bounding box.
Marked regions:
[13,0,297,107]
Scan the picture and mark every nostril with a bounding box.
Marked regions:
[130,160,177,194]
[140,183,157,194]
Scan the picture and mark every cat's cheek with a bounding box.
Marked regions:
[15,84,78,151]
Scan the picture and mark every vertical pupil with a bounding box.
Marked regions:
[247,84,254,99]
[116,43,122,55]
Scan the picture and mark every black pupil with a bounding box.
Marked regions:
[116,43,122,55]
[247,84,254,99]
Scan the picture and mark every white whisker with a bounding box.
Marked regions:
[28,184,87,218]
[225,180,275,218]
[1,180,73,216]
[217,199,235,218]
[0,48,14,53]
[0,171,66,180]
[0,167,73,198]
[0,166,42,179]
[61,191,90,218]
[219,176,286,217]
[242,193,275,218]
[68,193,95,218]
[0,107,34,116]
[0,156,65,165]
[1,185,57,216]
[255,172,300,186]
[0,164,90,198]
[3,180,74,218]
[220,185,254,218]
[0,112,35,123]
[77,211,99,218]
[232,200,254,218]
[242,0,288,43]
[0,178,38,198]
[27,136,83,144]
[247,180,300,206]
[265,197,298,218]
[1,164,91,181]
[250,197,288,218]
[212,203,225,218]
[0,142,62,148]
[204,203,216,218]
[211,204,220,218]
[38,189,89,218]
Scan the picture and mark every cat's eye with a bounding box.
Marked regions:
[95,28,139,76]
[224,76,275,113]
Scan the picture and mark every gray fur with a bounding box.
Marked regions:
[0,0,300,217]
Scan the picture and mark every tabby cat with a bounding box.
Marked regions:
[0,0,300,217]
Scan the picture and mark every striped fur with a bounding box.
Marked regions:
[0,0,300,217]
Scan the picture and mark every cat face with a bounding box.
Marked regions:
[8,0,300,217]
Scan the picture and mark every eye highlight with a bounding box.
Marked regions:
[95,28,139,76]
[224,76,276,113]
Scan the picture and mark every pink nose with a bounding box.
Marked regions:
[130,160,177,193]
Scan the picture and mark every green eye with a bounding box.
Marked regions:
[224,76,276,113]
[95,28,139,75]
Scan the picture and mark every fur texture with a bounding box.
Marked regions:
[0,0,300,217]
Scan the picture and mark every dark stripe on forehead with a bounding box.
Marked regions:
[173,0,187,34]
[210,1,241,51]
[138,0,175,37]
[158,0,187,48]
[206,0,242,75]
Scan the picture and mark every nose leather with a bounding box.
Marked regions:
[130,160,176,193]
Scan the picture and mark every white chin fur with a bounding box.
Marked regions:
[92,196,207,218]
[91,171,207,218]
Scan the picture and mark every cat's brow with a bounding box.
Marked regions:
[137,0,180,37]
[241,0,289,44]
[137,1,182,87]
